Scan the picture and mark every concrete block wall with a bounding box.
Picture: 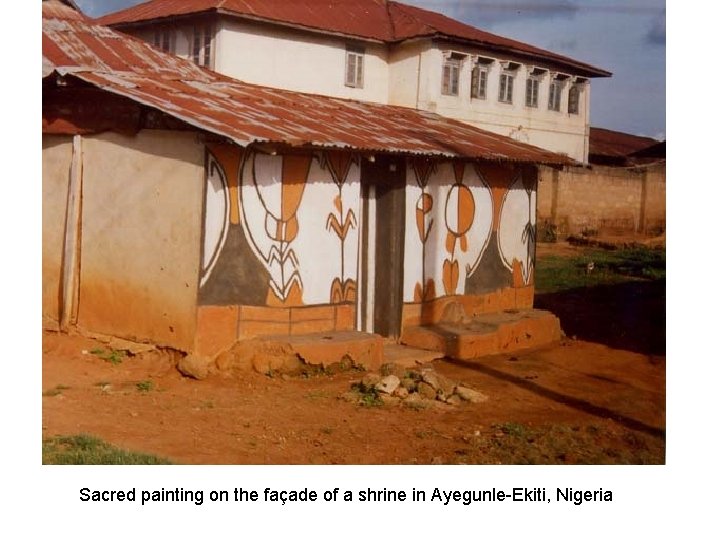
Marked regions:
[537,162,666,237]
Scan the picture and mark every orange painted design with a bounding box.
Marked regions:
[330,278,357,303]
[445,231,456,253]
[442,259,460,295]
[266,279,304,307]
[280,154,312,221]
[326,196,357,241]
[413,278,436,302]
[511,259,526,288]
[207,143,242,225]
[415,192,433,242]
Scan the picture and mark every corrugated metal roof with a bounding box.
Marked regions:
[43,5,573,166]
[589,127,659,158]
[97,0,610,77]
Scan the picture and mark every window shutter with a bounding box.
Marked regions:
[346,53,356,86]
[203,26,212,66]
[442,64,451,95]
[356,54,363,88]
[507,75,513,102]
[471,66,479,98]
[526,79,532,106]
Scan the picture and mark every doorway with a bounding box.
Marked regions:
[357,155,406,338]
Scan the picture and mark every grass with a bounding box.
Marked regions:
[43,434,171,465]
[90,347,126,365]
[136,380,154,393]
[535,246,665,294]
[453,422,663,465]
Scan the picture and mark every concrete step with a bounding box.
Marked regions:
[400,309,562,360]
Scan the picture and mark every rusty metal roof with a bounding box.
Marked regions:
[97,0,610,78]
[43,5,573,166]
[589,127,659,159]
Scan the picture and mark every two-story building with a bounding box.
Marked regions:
[98,0,611,163]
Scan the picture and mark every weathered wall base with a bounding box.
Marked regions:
[195,304,356,358]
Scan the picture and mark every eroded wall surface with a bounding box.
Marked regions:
[78,130,204,350]
[402,160,537,327]
[42,135,73,325]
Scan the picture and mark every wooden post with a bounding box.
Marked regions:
[60,135,83,331]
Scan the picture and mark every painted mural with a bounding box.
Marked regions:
[200,146,360,308]
[404,161,493,302]
[200,152,230,287]
[497,172,537,285]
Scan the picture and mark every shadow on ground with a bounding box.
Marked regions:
[535,279,666,356]
[447,358,665,440]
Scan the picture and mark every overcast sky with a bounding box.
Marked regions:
[75,0,666,140]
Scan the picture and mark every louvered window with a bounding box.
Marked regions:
[526,77,539,107]
[470,66,487,99]
[499,72,514,103]
[568,85,580,114]
[441,60,460,96]
[345,47,364,88]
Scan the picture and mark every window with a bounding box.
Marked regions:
[442,59,460,96]
[548,80,563,111]
[499,72,514,103]
[470,65,488,99]
[568,85,581,114]
[525,77,539,107]
[192,25,212,67]
[153,28,175,54]
[345,46,364,88]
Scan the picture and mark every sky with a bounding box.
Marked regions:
[75,0,666,139]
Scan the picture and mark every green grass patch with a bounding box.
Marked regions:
[90,348,127,365]
[535,247,665,294]
[135,380,154,393]
[43,435,171,465]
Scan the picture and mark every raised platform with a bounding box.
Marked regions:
[400,309,563,360]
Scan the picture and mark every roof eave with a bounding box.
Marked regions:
[428,33,611,78]
[104,8,387,45]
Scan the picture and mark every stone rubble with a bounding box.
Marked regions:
[348,362,489,409]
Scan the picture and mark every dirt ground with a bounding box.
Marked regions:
[42,242,665,465]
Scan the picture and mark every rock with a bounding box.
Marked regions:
[400,377,417,392]
[455,386,488,403]
[394,386,409,399]
[375,375,400,395]
[360,373,382,392]
[446,394,462,406]
[420,371,455,399]
[177,354,211,380]
[382,396,401,407]
[403,393,429,410]
[416,381,437,400]
[380,362,407,378]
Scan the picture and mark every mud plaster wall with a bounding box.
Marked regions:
[402,160,537,327]
[537,162,666,236]
[78,130,205,351]
[42,135,73,325]
[197,147,360,354]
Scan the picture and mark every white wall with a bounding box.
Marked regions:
[215,19,389,104]
[128,19,592,161]
[414,44,591,162]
